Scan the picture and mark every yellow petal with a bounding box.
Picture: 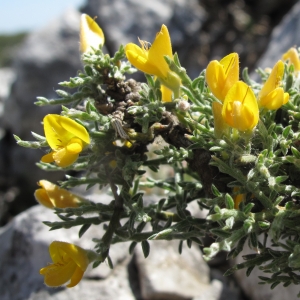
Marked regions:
[125,43,147,58]
[125,43,163,77]
[80,14,105,53]
[259,88,285,110]
[282,47,300,72]
[66,138,83,154]
[125,25,172,79]
[206,60,226,101]
[161,84,172,102]
[59,116,90,144]
[43,114,90,150]
[234,193,245,209]
[43,115,71,149]
[221,53,239,98]
[36,180,83,208]
[34,188,54,208]
[147,24,172,78]
[50,241,90,271]
[41,152,55,163]
[222,81,259,131]
[206,53,239,102]
[283,92,289,105]
[260,60,284,98]
[40,260,77,287]
[67,266,85,288]
[53,148,79,168]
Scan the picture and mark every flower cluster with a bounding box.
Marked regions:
[15,13,300,293]
[206,52,289,137]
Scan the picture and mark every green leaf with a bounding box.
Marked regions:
[141,240,150,258]
[178,240,183,254]
[224,193,234,209]
[107,255,114,269]
[78,224,91,238]
[129,242,137,255]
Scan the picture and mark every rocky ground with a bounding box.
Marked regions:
[1,0,300,299]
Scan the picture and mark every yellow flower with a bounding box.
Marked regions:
[233,187,246,209]
[206,53,239,102]
[258,60,289,110]
[160,84,172,102]
[282,47,300,72]
[222,81,259,131]
[41,114,90,168]
[212,101,229,138]
[80,14,105,53]
[40,241,94,288]
[34,180,87,209]
[125,25,181,96]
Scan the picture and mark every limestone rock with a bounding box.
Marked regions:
[83,0,206,51]
[0,201,131,300]
[1,8,82,187]
[135,239,216,300]
[255,1,300,70]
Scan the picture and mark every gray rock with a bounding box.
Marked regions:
[0,67,15,139]
[83,0,206,51]
[135,239,215,300]
[250,0,298,14]
[3,7,82,137]
[0,67,15,102]
[0,201,131,300]
[0,195,245,300]
[255,1,300,70]
[1,8,82,186]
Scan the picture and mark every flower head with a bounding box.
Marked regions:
[34,180,87,209]
[206,53,239,102]
[222,81,259,131]
[40,241,94,288]
[282,47,300,72]
[258,60,289,110]
[233,187,246,210]
[80,14,105,53]
[41,114,90,168]
[125,25,181,96]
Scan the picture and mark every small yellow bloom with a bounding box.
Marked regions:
[125,25,181,96]
[233,187,246,209]
[80,14,105,53]
[34,180,87,209]
[282,47,300,72]
[258,60,289,110]
[160,84,173,102]
[41,114,90,168]
[222,81,259,131]
[212,101,229,138]
[206,53,239,102]
[40,241,92,288]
